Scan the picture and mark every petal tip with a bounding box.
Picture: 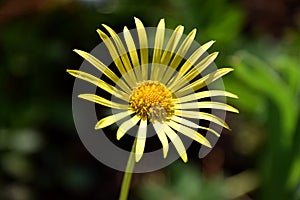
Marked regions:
[135,154,142,162]
[182,155,188,163]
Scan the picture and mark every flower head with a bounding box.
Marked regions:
[67,18,238,163]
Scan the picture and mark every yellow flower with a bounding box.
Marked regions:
[67,18,238,163]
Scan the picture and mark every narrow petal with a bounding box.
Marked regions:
[183,52,219,82]
[95,110,133,129]
[169,29,197,69]
[171,115,199,128]
[134,17,148,81]
[167,121,211,148]
[73,49,131,94]
[96,29,126,75]
[160,25,184,65]
[102,24,137,83]
[123,26,141,81]
[176,68,234,96]
[174,110,230,130]
[175,90,238,104]
[170,51,219,91]
[97,29,136,88]
[153,123,169,158]
[161,29,197,84]
[78,94,128,110]
[117,115,140,140]
[135,119,148,162]
[151,19,165,81]
[157,25,184,82]
[177,41,216,77]
[171,115,220,137]
[152,19,165,64]
[164,125,188,163]
[167,41,216,90]
[67,70,129,101]
[174,101,239,113]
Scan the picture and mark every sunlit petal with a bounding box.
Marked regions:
[167,41,215,89]
[151,19,165,81]
[164,125,188,163]
[167,120,211,148]
[117,115,140,140]
[175,90,238,104]
[174,110,230,129]
[175,101,239,113]
[161,29,197,84]
[73,49,131,94]
[135,119,148,162]
[134,17,148,81]
[102,24,137,83]
[78,94,128,110]
[170,51,219,91]
[95,110,133,129]
[157,25,184,82]
[123,26,141,81]
[96,30,128,78]
[67,70,129,101]
[176,68,234,96]
[171,115,220,137]
[153,123,169,158]
[182,52,219,82]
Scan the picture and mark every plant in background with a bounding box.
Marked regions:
[227,45,300,199]
[67,18,238,200]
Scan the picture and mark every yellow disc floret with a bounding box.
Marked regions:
[129,81,174,123]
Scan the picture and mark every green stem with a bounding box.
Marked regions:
[119,139,137,200]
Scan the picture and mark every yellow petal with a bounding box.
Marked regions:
[171,115,199,128]
[160,25,184,65]
[135,119,148,162]
[168,41,215,90]
[123,26,141,81]
[174,110,230,130]
[157,25,184,82]
[153,123,169,158]
[96,30,126,75]
[152,19,165,64]
[183,52,219,82]
[97,29,136,88]
[164,125,188,163]
[102,24,137,83]
[169,29,197,69]
[175,101,239,113]
[66,70,129,101]
[175,90,238,103]
[171,115,220,137]
[161,29,197,85]
[117,115,140,140]
[176,68,234,96]
[73,49,131,94]
[134,17,148,81]
[150,19,165,81]
[95,110,133,129]
[78,94,128,110]
[178,41,216,77]
[167,121,211,148]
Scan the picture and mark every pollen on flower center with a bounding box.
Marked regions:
[129,81,174,123]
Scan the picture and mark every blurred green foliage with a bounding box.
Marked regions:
[0,0,299,199]
[139,162,225,200]
[226,39,300,199]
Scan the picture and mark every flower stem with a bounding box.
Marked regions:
[119,139,137,200]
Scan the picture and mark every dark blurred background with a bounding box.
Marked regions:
[0,0,299,199]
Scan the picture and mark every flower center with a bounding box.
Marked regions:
[129,81,174,123]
